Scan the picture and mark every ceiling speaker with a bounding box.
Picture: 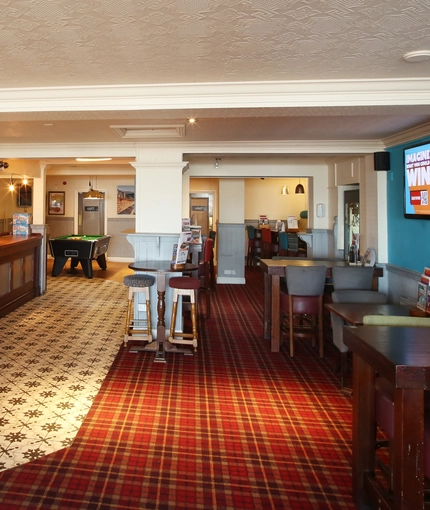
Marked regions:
[374,152,390,171]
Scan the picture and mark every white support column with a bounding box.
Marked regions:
[31,163,49,294]
[131,148,188,233]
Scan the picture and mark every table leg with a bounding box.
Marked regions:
[352,354,375,509]
[51,257,68,276]
[80,259,93,278]
[154,272,167,362]
[263,272,271,340]
[95,253,107,269]
[270,274,281,352]
[393,387,425,509]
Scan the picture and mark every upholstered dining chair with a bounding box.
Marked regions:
[197,237,213,318]
[331,265,375,290]
[246,225,262,266]
[280,265,327,357]
[330,266,387,390]
[261,227,279,259]
[286,233,307,257]
[278,232,289,256]
[208,231,217,289]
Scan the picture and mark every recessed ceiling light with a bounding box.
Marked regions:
[44,123,54,126]
[403,50,430,62]
[188,118,196,123]
[76,157,112,162]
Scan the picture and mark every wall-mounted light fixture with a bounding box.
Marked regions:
[316,203,326,218]
[215,158,221,169]
[281,185,289,195]
[295,179,305,194]
[9,175,14,192]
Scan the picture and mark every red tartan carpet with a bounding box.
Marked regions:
[0,267,354,509]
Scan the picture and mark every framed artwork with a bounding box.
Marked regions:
[117,185,135,215]
[48,191,65,215]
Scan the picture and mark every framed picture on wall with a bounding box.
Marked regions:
[48,191,65,215]
[117,185,135,215]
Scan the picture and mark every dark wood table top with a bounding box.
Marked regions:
[325,303,410,326]
[128,261,198,272]
[259,258,383,278]
[344,326,430,388]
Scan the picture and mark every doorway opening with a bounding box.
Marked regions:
[76,191,106,235]
[344,188,359,259]
[189,192,214,238]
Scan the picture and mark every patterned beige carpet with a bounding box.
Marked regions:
[0,275,127,471]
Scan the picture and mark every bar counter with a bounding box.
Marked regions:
[0,234,42,317]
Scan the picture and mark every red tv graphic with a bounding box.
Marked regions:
[410,190,423,205]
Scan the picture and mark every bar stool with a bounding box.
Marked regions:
[168,276,200,351]
[123,273,156,346]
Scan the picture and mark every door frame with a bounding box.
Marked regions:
[74,189,108,235]
[189,192,215,233]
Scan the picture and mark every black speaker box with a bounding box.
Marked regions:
[374,151,390,171]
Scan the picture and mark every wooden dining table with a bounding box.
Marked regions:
[128,261,198,362]
[324,302,410,326]
[260,258,345,352]
[259,258,384,352]
[344,325,430,510]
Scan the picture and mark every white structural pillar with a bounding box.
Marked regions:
[31,163,49,294]
[217,179,246,284]
[131,148,188,233]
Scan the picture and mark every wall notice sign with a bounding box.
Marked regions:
[287,216,298,229]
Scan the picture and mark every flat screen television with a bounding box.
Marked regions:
[404,141,430,218]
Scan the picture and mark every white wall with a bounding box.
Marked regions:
[219,179,244,223]
[245,178,307,222]
[187,156,329,229]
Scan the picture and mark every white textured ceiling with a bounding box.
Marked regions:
[0,0,429,150]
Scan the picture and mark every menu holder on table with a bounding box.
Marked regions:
[171,231,191,269]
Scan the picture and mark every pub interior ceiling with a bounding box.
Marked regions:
[0,0,429,170]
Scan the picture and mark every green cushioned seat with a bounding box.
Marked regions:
[363,315,430,327]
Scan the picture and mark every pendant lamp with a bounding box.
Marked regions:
[295,179,305,194]
[84,179,104,199]
[281,185,289,195]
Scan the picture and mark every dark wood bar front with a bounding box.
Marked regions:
[344,325,430,510]
[0,234,42,317]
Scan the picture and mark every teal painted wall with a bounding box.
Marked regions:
[387,136,430,272]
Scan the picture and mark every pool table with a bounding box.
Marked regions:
[49,235,111,278]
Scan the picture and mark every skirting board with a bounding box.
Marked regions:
[217,277,246,284]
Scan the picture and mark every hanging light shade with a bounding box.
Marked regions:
[84,179,104,199]
[281,185,289,195]
[295,180,305,194]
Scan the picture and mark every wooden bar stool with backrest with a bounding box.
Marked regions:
[246,225,262,266]
[261,227,279,259]
[208,231,217,289]
[123,273,156,346]
[197,237,213,318]
[280,265,327,357]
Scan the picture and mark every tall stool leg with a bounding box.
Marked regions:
[123,274,155,347]
[168,277,200,352]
